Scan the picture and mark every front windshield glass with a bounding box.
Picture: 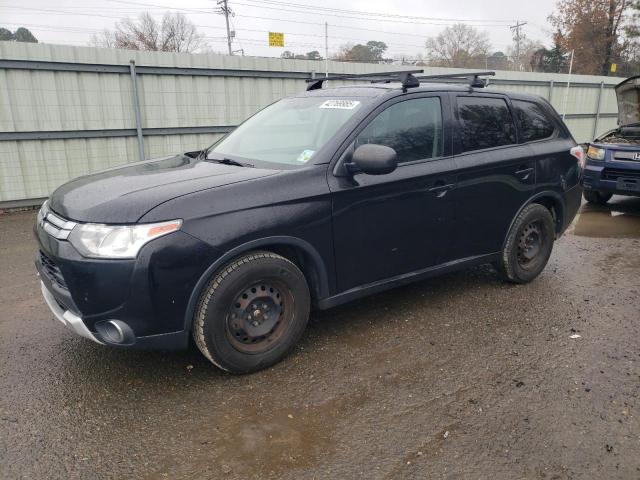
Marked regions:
[208,96,367,166]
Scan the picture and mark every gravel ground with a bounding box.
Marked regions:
[0,197,639,479]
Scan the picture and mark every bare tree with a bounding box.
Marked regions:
[507,38,545,71]
[425,24,492,68]
[91,12,206,53]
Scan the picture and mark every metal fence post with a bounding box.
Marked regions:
[548,80,554,103]
[592,81,604,140]
[129,60,145,161]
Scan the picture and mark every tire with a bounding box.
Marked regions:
[495,203,555,284]
[583,190,612,205]
[192,251,310,374]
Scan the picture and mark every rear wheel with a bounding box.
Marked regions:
[495,203,555,284]
[193,251,310,373]
[583,190,612,205]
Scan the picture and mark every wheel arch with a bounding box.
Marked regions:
[502,191,565,249]
[183,236,330,331]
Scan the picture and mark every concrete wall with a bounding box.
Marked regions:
[0,42,624,205]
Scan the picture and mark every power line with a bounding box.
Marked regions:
[0,6,429,50]
[0,1,527,57]
[232,0,512,27]
[100,0,513,27]
[234,0,513,24]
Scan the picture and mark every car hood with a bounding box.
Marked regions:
[615,75,640,127]
[49,154,278,223]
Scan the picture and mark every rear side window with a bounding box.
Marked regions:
[456,96,516,152]
[355,97,443,164]
[512,100,556,142]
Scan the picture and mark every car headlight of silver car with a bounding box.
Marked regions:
[68,220,182,259]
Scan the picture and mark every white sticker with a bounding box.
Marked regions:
[296,149,315,163]
[319,99,361,110]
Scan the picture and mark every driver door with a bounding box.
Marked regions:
[328,94,456,293]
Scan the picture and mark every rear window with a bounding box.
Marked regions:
[513,100,556,142]
[456,96,516,152]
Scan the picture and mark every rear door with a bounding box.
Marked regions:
[449,94,536,260]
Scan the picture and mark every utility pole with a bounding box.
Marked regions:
[510,20,527,71]
[217,0,234,55]
[324,22,329,78]
[562,49,574,121]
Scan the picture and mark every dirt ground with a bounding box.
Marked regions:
[1,197,639,480]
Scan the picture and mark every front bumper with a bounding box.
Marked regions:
[40,280,103,344]
[582,155,640,197]
[35,213,220,350]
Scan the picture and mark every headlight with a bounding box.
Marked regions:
[586,146,606,161]
[68,220,182,259]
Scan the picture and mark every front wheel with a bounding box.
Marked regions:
[495,203,555,284]
[583,190,612,205]
[193,251,310,373]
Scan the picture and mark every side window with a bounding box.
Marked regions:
[355,97,443,163]
[456,96,517,152]
[513,100,556,142]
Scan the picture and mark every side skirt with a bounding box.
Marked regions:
[317,253,500,310]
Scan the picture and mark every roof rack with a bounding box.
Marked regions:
[305,70,495,91]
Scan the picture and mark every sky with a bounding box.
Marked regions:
[0,0,561,59]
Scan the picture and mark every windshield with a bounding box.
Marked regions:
[208,96,367,166]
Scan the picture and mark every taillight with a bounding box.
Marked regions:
[570,145,585,169]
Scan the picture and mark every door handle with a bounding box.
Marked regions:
[515,166,534,180]
[428,182,454,198]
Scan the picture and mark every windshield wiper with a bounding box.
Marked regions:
[208,157,254,168]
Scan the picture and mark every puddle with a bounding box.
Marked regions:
[571,198,640,238]
[145,394,368,479]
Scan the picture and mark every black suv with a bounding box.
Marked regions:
[35,71,583,373]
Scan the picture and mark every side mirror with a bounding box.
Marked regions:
[349,144,398,175]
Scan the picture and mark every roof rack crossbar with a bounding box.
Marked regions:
[415,71,495,88]
[414,71,495,80]
[306,69,423,91]
[305,70,495,91]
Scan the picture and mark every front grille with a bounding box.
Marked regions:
[37,203,77,240]
[601,168,640,181]
[39,251,68,290]
[612,151,640,162]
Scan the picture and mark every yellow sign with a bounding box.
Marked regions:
[268,32,284,47]
[610,63,617,73]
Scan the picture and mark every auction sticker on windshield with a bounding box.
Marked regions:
[319,100,361,109]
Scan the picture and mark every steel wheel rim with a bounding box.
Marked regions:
[225,279,293,354]
[517,220,546,269]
